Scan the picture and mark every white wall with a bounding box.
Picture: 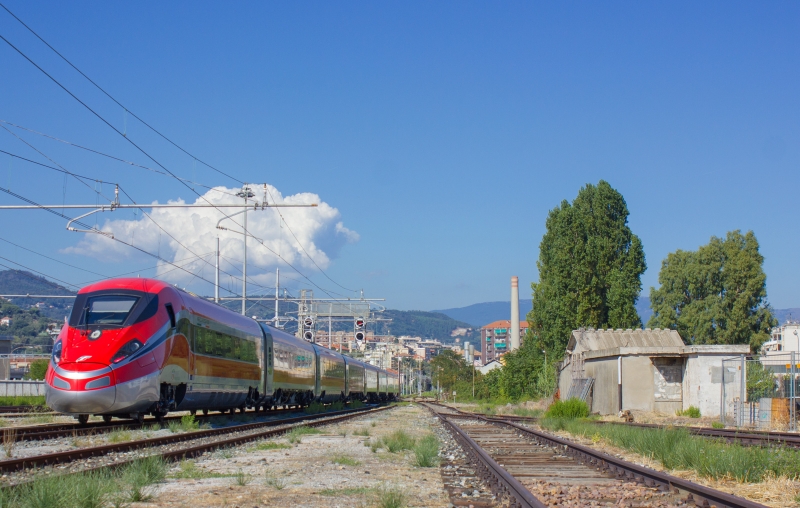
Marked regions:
[683,354,726,417]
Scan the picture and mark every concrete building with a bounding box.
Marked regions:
[478,359,503,375]
[481,320,529,364]
[558,328,749,417]
[761,321,800,356]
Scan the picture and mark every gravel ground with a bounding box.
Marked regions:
[133,404,452,508]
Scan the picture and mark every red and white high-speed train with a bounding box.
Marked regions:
[45,278,399,424]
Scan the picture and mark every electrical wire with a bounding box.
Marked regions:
[1,125,115,202]
[0,149,111,185]
[0,186,277,314]
[0,120,242,199]
[0,17,358,304]
[0,2,243,185]
[0,255,80,290]
[0,235,110,279]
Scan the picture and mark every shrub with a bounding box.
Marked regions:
[412,434,439,467]
[26,359,49,381]
[381,430,415,453]
[331,454,361,466]
[286,425,321,444]
[711,421,725,429]
[676,406,701,418]
[304,402,325,415]
[374,484,406,508]
[544,398,589,419]
[349,400,365,409]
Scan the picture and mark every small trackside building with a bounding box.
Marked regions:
[558,328,749,417]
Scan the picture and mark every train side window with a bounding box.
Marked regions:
[165,303,176,328]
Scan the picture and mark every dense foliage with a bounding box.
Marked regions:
[0,299,58,347]
[0,270,74,321]
[648,230,775,350]
[26,359,49,380]
[382,310,479,344]
[529,181,646,359]
[430,350,488,399]
[544,398,590,419]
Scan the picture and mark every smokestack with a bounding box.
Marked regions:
[463,342,470,361]
[468,344,475,364]
[510,276,520,351]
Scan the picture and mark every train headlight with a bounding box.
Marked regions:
[111,339,143,364]
[52,340,62,365]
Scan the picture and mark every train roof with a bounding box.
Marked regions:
[79,277,175,294]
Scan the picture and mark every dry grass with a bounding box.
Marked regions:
[544,424,800,507]
[2,428,15,458]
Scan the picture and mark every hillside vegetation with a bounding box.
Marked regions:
[0,270,74,321]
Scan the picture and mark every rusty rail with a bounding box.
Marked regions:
[0,405,388,473]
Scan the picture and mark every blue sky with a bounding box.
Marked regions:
[0,2,797,311]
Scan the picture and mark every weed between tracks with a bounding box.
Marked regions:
[541,418,800,483]
[331,453,361,466]
[0,395,46,406]
[286,425,322,444]
[0,455,167,507]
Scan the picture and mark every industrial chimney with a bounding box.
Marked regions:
[510,276,520,351]
[463,341,470,361]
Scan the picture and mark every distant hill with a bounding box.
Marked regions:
[0,270,74,321]
[434,296,797,330]
[433,300,533,328]
[381,310,480,348]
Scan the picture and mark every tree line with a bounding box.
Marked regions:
[435,180,775,402]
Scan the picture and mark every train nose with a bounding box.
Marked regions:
[46,362,116,414]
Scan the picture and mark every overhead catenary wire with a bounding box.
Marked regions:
[0,2,243,186]
[0,187,277,315]
[0,15,359,304]
[0,120,242,199]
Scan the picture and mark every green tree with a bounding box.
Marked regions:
[648,230,775,350]
[528,180,646,357]
[26,359,49,380]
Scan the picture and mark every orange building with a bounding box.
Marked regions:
[481,320,529,364]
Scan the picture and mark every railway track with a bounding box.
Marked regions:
[425,403,766,508]
[443,405,800,449]
[0,404,389,477]
[3,405,310,443]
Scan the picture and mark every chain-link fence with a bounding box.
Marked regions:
[721,353,800,431]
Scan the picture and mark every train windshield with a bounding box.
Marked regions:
[78,295,140,327]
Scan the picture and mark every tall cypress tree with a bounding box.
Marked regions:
[528,181,646,355]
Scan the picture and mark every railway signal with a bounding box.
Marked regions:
[303,330,315,342]
[355,317,365,342]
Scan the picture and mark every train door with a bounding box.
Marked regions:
[313,345,321,399]
[264,330,273,397]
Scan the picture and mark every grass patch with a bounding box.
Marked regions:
[353,427,371,437]
[349,399,365,409]
[234,468,252,486]
[477,404,496,416]
[319,486,371,496]
[331,454,361,466]
[286,425,322,444]
[711,421,725,429]
[171,460,230,479]
[304,402,326,415]
[253,441,291,451]
[541,418,800,483]
[1,456,167,507]
[0,395,46,407]
[676,406,702,418]
[374,484,407,508]
[22,414,55,425]
[512,407,543,418]
[544,398,589,419]
[380,430,415,453]
[264,469,287,490]
[107,430,133,443]
[412,434,439,467]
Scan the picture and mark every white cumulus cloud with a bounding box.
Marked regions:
[62,185,359,287]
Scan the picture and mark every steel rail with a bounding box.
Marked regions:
[437,405,767,508]
[0,405,385,473]
[423,403,546,508]
[6,406,306,442]
[438,403,800,449]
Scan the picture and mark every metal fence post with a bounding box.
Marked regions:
[720,358,725,425]
[792,352,796,431]
[739,354,745,428]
